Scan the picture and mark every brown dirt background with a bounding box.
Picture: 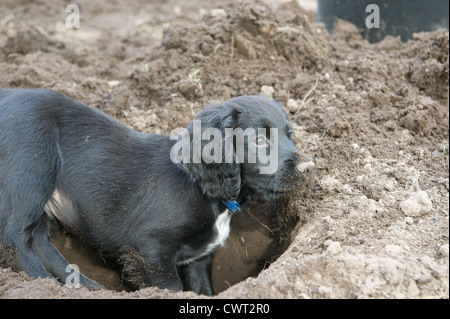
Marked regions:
[0,0,448,299]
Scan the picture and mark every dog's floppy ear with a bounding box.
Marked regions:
[176,102,241,200]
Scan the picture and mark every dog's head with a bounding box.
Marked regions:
[172,95,315,201]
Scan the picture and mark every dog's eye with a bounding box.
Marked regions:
[254,135,268,147]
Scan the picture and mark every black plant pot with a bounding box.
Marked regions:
[317,0,449,42]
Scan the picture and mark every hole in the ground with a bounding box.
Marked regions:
[211,197,295,294]
[51,196,297,294]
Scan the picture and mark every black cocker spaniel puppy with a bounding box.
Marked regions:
[0,89,315,295]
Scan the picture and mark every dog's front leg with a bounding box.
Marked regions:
[146,261,183,292]
[178,254,214,296]
[119,245,183,292]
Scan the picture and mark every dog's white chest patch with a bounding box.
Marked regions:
[178,210,231,265]
[44,189,81,229]
[209,210,232,248]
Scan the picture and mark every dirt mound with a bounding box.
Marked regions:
[1,0,448,299]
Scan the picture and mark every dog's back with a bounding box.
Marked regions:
[0,88,93,285]
[0,88,150,289]
[1,88,162,236]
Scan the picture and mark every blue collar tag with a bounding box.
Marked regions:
[220,200,240,213]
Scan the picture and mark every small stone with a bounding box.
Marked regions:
[317,286,332,297]
[439,244,449,257]
[420,255,434,267]
[331,209,343,219]
[234,34,256,59]
[326,241,342,255]
[286,99,299,113]
[260,85,275,99]
[173,6,181,15]
[210,8,226,19]
[431,269,442,280]
[400,129,412,142]
[385,244,403,255]
[349,237,364,245]
[107,80,121,90]
[417,278,432,285]
[323,240,333,247]
[323,216,332,223]
[399,191,432,217]
[177,79,203,101]
[407,280,420,296]
[260,24,277,36]
[355,175,364,184]
[405,217,414,225]
[321,176,342,192]
[384,181,395,192]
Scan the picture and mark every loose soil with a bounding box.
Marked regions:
[0,0,448,299]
